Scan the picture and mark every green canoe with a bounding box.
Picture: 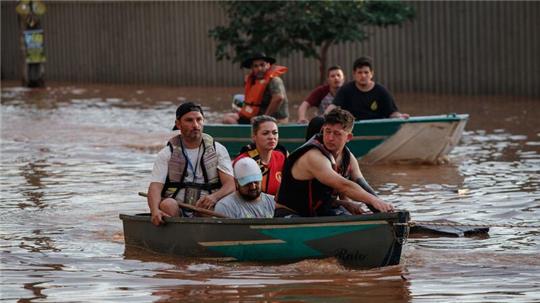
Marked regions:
[120,211,410,268]
[205,114,468,164]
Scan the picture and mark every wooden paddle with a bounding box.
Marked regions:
[138,192,228,218]
[339,198,489,236]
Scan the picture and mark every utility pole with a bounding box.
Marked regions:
[16,0,46,87]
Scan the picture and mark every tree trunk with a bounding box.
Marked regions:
[318,41,333,85]
[319,55,326,85]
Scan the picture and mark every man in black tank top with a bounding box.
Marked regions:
[276,108,394,216]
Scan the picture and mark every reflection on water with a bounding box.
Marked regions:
[148,266,411,303]
[1,81,539,302]
[124,247,411,302]
[19,160,49,209]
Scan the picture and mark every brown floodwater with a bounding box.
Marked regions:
[1,81,539,302]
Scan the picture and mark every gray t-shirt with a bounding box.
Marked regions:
[215,192,275,219]
[260,77,289,119]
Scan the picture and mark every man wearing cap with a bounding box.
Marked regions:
[214,157,275,218]
[222,52,289,124]
[147,102,235,226]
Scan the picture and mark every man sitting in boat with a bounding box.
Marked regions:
[277,107,394,216]
[325,56,409,120]
[304,116,381,211]
[297,65,345,123]
[222,52,289,124]
[147,102,235,226]
[215,157,275,218]
[234,115,287,196]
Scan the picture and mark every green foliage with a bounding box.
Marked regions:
[209,0,415,67]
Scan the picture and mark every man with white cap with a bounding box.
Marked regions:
[215,157,275,218]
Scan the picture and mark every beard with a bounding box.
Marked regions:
[239,188,261,201]
[184,129,201,141]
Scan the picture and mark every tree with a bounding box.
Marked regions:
[209,0,415,84]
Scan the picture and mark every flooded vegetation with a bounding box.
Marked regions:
[1,81,539,302]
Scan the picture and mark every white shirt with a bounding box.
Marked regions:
[150,140,233,203]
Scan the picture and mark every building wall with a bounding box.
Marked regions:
[2,1,539,96]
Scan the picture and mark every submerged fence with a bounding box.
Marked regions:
[2,1,539,96]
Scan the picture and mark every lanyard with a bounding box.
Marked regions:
[181,142,202,178]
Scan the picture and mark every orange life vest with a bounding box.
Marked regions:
[240,65,288,120]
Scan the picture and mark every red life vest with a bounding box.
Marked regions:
[239,65,288,120]
[234,143,287,196]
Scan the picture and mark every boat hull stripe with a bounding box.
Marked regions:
[250,220,388,229]
[199,239,285,246]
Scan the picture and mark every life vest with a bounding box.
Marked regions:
[276,134,351,216]
[161,133,221,201]
[235,143,287,195]
[239,65,288,120]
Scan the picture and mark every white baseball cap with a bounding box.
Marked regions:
[234,157,262,186]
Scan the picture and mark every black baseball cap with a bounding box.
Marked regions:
[172,102,204,130]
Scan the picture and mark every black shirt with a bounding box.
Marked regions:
[332,82,398,120]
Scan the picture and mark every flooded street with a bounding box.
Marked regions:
[1,81,539,302]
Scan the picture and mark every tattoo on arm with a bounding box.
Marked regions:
[355,177,379,213]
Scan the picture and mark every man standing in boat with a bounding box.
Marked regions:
[147,102,235,226]
[277,108,394,216]
[215,157,275,218]
[325,56,409,120]
[234,115,287,196]
[297,65,345,123]
[223,52,289,124]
